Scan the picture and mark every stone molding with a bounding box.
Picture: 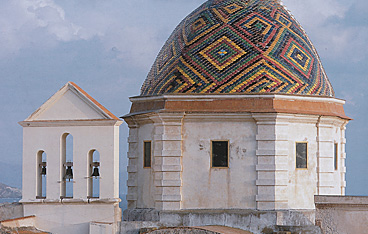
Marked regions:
[19,119,123,127]
[127,94,350,120]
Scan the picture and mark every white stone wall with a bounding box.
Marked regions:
[254,114,347,210]
[126,113,184,210]
[253,113,290,210]
[19,82,123,234]
[125,97,348,211]
[181,113,257,209]
[21,121,122,234]
[285,115,319,210]
[151,113,183,210]
[24,203,120,234]
[127,121,156,208]
[21,123,120,201]
[34,89,104,121]
[317,117,347,196]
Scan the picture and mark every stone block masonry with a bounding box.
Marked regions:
[122,209,322,234]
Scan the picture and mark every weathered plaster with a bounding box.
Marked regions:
[124,95,348,212]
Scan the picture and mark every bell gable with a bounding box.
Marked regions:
[24,82,119,121]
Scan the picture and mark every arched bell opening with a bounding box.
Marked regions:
[61,133,74,198]
[36,150,47,199]
[87,149,100,198]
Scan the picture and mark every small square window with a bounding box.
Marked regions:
[211,141,229,168]
[144,141,152,168]
[334,143,338,170]
[296,142,307,169]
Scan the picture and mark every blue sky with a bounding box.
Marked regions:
[0,0,367,196]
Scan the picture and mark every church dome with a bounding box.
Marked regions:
[140,0,334,97]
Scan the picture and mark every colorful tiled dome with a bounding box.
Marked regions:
[141,0,334,97]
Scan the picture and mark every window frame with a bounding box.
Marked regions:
[210,140,230,169]
[334,142,339,171]
[143,141,152,168]
[295,141,308,170]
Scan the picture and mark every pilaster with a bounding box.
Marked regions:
[340,122,348,195]
[151,113,184,210]
[125,118,139,209]
[253,113,289,210]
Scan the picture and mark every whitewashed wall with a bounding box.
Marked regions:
[125,96,348,211]
[23,203,120,234]
[21,124,120,202]
[20,82,123,234]
[181,114,257,209]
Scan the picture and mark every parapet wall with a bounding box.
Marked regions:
[122,209,321,234]
[315,195,368,234]
[142,226,253,234]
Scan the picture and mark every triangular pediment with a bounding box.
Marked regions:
[25,82,119,121]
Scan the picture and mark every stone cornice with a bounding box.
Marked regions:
[131,93,346,104]
[125,94,350,120]
[19,119,123,127]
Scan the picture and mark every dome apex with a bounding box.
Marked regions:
[141,0,334,97]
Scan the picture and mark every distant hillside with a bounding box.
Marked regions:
[0,183,21,198]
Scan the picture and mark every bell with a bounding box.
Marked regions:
[41,166,47,176]
[64,166,73,181]
[91,167,100,177]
